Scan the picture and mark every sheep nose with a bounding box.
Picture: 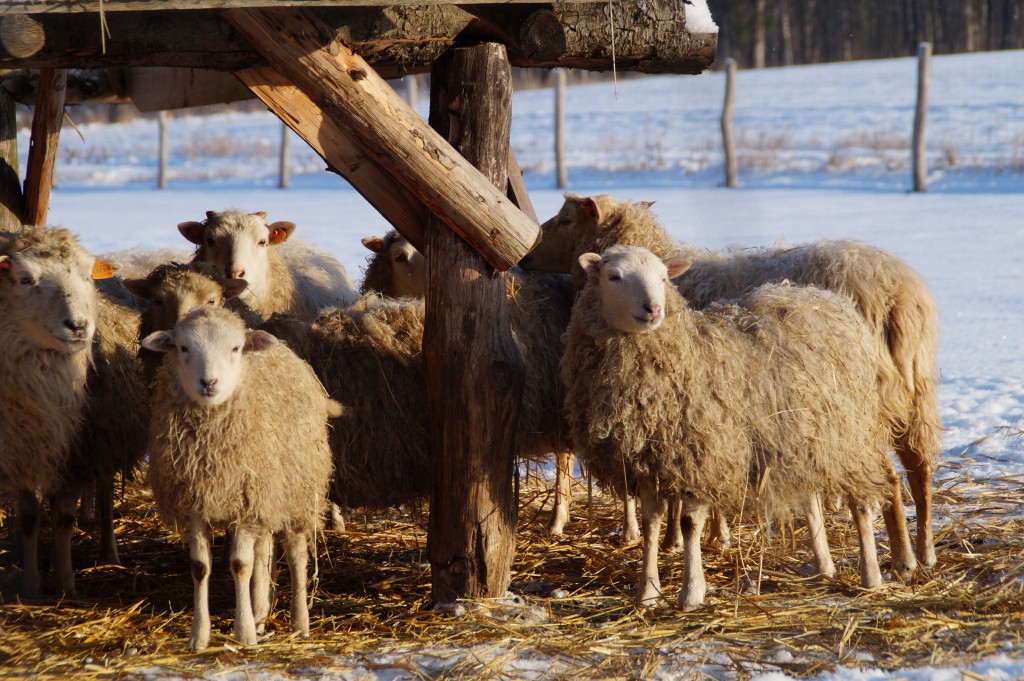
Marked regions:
[200,378,218,390]
[644,303,662,316]
[64,319,88,334]
[231,269,246,279]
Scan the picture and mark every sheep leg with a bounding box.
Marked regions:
[328,503,346,532]
[230,526,258,646]
[678,500,710,612]
[804,493,836,578]
[622,492,640,543]
[904,461,936,567]
[660,495,684,553]
[635,481,665,607]
[285,530,311,637]
[97,478,120,565]
[52,483,82,596]
[188,518,213,652]
[849,500,883,589]
[547,451,574,537]
[252,530,274,635]
[19,490,41,598]
[708,508,732,549]
[881,476,917,580]
[77,480,97,526]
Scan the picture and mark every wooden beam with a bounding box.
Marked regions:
[23,67,65,227]
[0,0,590,12]
[506,151,538,224]
[225,7,538,271]
[0,84,25,230]
[0,4,717,78]
[425,43,523,604]
[235,63,427,249]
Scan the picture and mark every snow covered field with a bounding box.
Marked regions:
[15,48,1024,679]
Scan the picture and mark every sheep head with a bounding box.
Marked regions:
[362,231,425,298]
[0,227,104,354]
[579,245,690,333]
[142,306,276,408]
[125,262,248,333]
[178,210,294,306]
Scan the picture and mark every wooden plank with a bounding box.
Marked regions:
[236,63,427,249]
[23,67,66,227]
[1,0,590,12]
[127,67,253,112]
[225,7,538,271]
[506,151,538,224]
[0,85,25,230]
[0,5,717,78]
[425,43,523,604]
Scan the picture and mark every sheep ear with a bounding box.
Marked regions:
[141,330,176,353]
[222,278,249,300]
[664,256,692,279]
[0,255,10,275]
[361,236,385,253]
[638,200,657,209]
[122,277,153,300]
[267,221,296,245]
[252,211,268,219]
[205,210,219,220]
[178,221,206,245]
[579,195,613,225]
[578,252,603,280]
[243,330,278,353]
[91,258,115,280]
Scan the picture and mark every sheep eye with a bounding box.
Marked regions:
[394,254,407,263]
[19,276,33,286]
[205,238,215,247]
[258,239,268,247]
[232,346,241,354]
[207,298,216,305]
[608,274,621,282]
[179,345,189,354]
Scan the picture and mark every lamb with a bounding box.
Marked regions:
[0,226,101,596]
[142,306,338,650]
[178,209,357,320]
[524,193,940,569]
[359,234,585,536]
[561,245,902,610]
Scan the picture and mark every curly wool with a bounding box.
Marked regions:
[146,319,335,536]
[0,227,93,495]
[562,280,897,515]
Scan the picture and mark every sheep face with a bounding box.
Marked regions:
[125,266,248,333]
[522,194,617,272]
[178,210,294,307]
[579,246,690,333]
[142,307,277,408]
[362,232,425,298]
[0,244,99,354]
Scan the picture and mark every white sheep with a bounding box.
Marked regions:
[561,246,901,610]
[524,194,934,570]
[142,306,338,650]
[360,230,426,299]
[0,226,102,596]
[178,209,357,320]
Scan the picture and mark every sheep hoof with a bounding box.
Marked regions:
[188,637,209,652]
[679,599,704,613]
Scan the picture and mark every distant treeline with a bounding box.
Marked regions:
[710,0,1024,67]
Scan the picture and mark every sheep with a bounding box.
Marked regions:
[360,230,426,299]
[359,234,588,536]
[524,193,938,569]
[0,225,100,596]
[178,209,358,320]
[142,306,338,650]
[561,245,902,610]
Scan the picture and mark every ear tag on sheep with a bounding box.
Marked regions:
[91,259,115,280]
[0,258,10,273]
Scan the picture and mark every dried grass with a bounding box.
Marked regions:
[2,457,1023,679]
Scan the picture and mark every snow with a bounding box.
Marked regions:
[19,47,1024,680]
[685,0,719,34]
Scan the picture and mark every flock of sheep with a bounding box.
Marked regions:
[0,196,940,648]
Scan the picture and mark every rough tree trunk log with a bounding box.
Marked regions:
[0,85,25,230]
[0,4,716,78]
[425,43,523,604]
[23,67,65,227]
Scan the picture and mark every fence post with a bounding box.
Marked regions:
[912,42,931,192]
[721,58,737,188]
[406,75,419,108]
[554,68,568,189]
[157,111,168,189]
[278,120,290,189]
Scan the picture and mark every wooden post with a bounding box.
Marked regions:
[278,120,290,189]
[0,85,25,230]
[912,42,931,193]
[554,68,567,189]
[506,151,538,223]
[157,110,168,189]
[405,74,419,108]
[425,43,524,605]
[721,58,737,189]
[23,68,67,227]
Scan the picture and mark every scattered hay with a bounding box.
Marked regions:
[2,457,1023,679]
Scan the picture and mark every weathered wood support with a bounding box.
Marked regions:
[425,43,523,604]
[0,4,716,78]
[23,67,65,227]
[0,84,25,230]
[226,7,538,269]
